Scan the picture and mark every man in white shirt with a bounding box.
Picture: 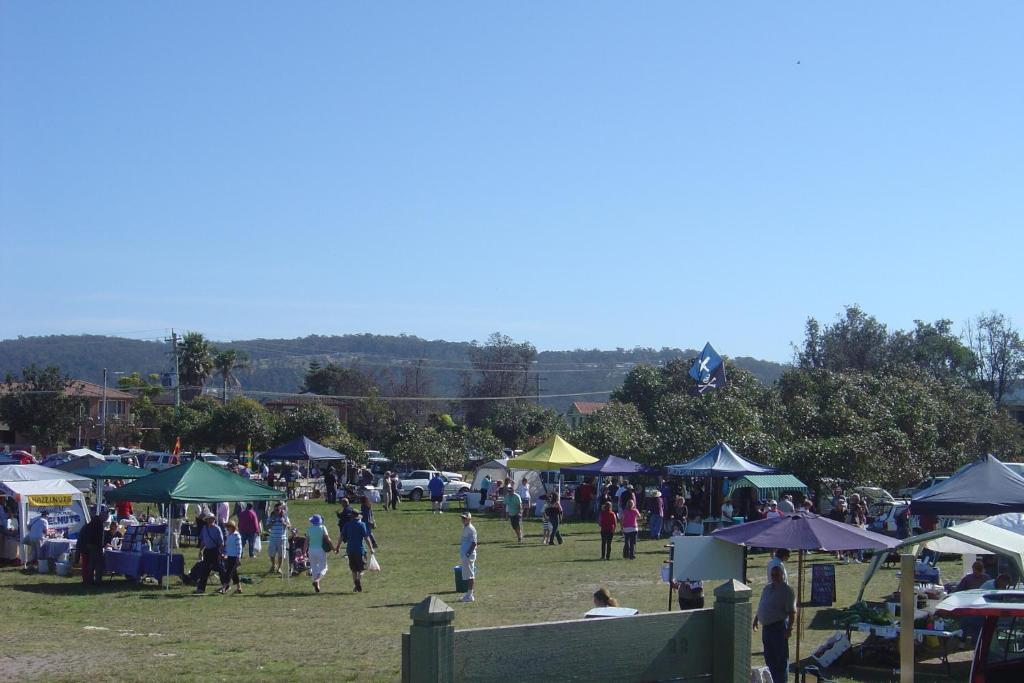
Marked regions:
[458,513,478,602]
[766,548,790,583]
[27,511,50,565]
[778,495,795,514]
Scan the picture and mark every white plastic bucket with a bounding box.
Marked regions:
[55,561,70,577]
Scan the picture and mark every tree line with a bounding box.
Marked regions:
[3,307,1024,490]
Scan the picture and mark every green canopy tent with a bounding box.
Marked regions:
[105,460,284,588]
[75,461,149,512]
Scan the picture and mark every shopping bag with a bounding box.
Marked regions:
[367,554,381,572]
[253,536,262,554]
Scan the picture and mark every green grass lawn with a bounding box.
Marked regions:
[1,502,973,681]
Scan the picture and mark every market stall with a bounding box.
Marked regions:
[561,454,656,517]
[507,435,598,517]
[0,464,93,493]
[666,441,776,525]
[104,459,285,587]
[0,478,91,564]
[258,436,348,497]
[467,459,543,511]
[75,461,149,512]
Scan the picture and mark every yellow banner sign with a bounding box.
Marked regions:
[27,494,73,507]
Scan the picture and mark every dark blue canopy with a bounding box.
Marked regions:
[911,454,1024,516]
[258,436,347,462]
[665,441,775,477]
[560,455,656,476]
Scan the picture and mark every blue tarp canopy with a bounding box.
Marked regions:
[560,455,656,476]
[911,454,1024,516]
[257,436,347,462]
[665,441,775,477]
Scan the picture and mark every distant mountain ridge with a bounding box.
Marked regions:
[0,334,789,413]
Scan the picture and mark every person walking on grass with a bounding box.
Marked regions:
[504,486,523,543]
[237,503,261,559]
[195,513,224,594]
[621,498,639,559]
[379,471,392,511]
[598,501,617,560]
[360,495,379,549]
[545,492,564,545]
[340,511,374,593]
[266,502,290,575]
[517,477,532,518]
[306,514,332,593]
[389,472,400,511]
[218,520,243,594]
[458,512,477,602]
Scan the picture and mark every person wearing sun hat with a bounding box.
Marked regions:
[305,514,332,593]
[217,520,243,594]
[646,489,664,539]
[458,512,478,602]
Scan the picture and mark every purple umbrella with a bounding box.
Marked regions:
[712,512,899,682]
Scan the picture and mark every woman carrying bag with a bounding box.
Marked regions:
[305,514,332,593]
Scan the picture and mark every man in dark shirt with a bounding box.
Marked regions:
[324,466,337,504]
[79,507,109,586]
[336,498,358,539]
[195,513,224,594]
[956,560,990,592]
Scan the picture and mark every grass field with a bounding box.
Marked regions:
[1,501,973,682]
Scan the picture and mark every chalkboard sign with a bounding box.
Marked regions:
[810,563,836,606]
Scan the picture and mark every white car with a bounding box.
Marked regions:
[398,470,470,501]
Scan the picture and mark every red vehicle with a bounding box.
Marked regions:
[936,590,1024,682]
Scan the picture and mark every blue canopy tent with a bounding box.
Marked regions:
[665,441,776,521]
[561,455,657,516]
[258,437,347,462]
[665,441,775,477]
[258,436,348,481]
[911,454,1024,516]
[560,454,656,476]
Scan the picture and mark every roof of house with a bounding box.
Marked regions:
[571,401,608,415]
[65,381,135,400]
[0,380,134,401]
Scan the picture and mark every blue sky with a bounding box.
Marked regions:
[3,3,1022,362]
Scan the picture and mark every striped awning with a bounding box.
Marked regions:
[728,474,808,501]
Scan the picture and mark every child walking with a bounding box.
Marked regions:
[218,520,243,594]
[598,501,617,560]
[540,494,552,544]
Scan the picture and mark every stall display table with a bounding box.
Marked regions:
[849,622,964,674]
[38,538,75,562]
[104,549,185,584]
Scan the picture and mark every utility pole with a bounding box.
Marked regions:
[101,367,108,448]
[171,329,181,410]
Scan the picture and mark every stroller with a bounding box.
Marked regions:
[288,531,309,577]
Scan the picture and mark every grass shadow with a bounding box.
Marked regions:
[367,601,420,609]
[806,607,844,629]
[11,581,148,596]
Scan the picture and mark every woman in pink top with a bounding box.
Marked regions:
[620,499,640,559]
[237,503,262,558]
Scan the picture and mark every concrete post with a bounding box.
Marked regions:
[407,596,455,683]
[713,579,753,683]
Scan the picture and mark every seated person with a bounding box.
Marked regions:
[956,560,991,592]
[980,573,1014,590]
[593,587,618,608]
[103,520,123,547]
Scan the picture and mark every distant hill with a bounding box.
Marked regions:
[0,334,789,413]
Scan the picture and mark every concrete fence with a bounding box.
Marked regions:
[402,580,752,683]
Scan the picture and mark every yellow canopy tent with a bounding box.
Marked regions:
[506,435,598,470]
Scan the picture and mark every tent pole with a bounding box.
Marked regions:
[794,550,804,683]
[165,509,172,591]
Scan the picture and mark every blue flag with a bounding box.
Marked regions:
[688,343,727,396]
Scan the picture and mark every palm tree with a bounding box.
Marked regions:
[213,348,249,404]
[177,331,215,401]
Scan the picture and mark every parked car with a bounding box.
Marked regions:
[897,476,950,499]
[196,453,230,468]
[398,470,471,501]
[853,486,906,520]
[140,451,178,471]
[936,590,1024,682]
